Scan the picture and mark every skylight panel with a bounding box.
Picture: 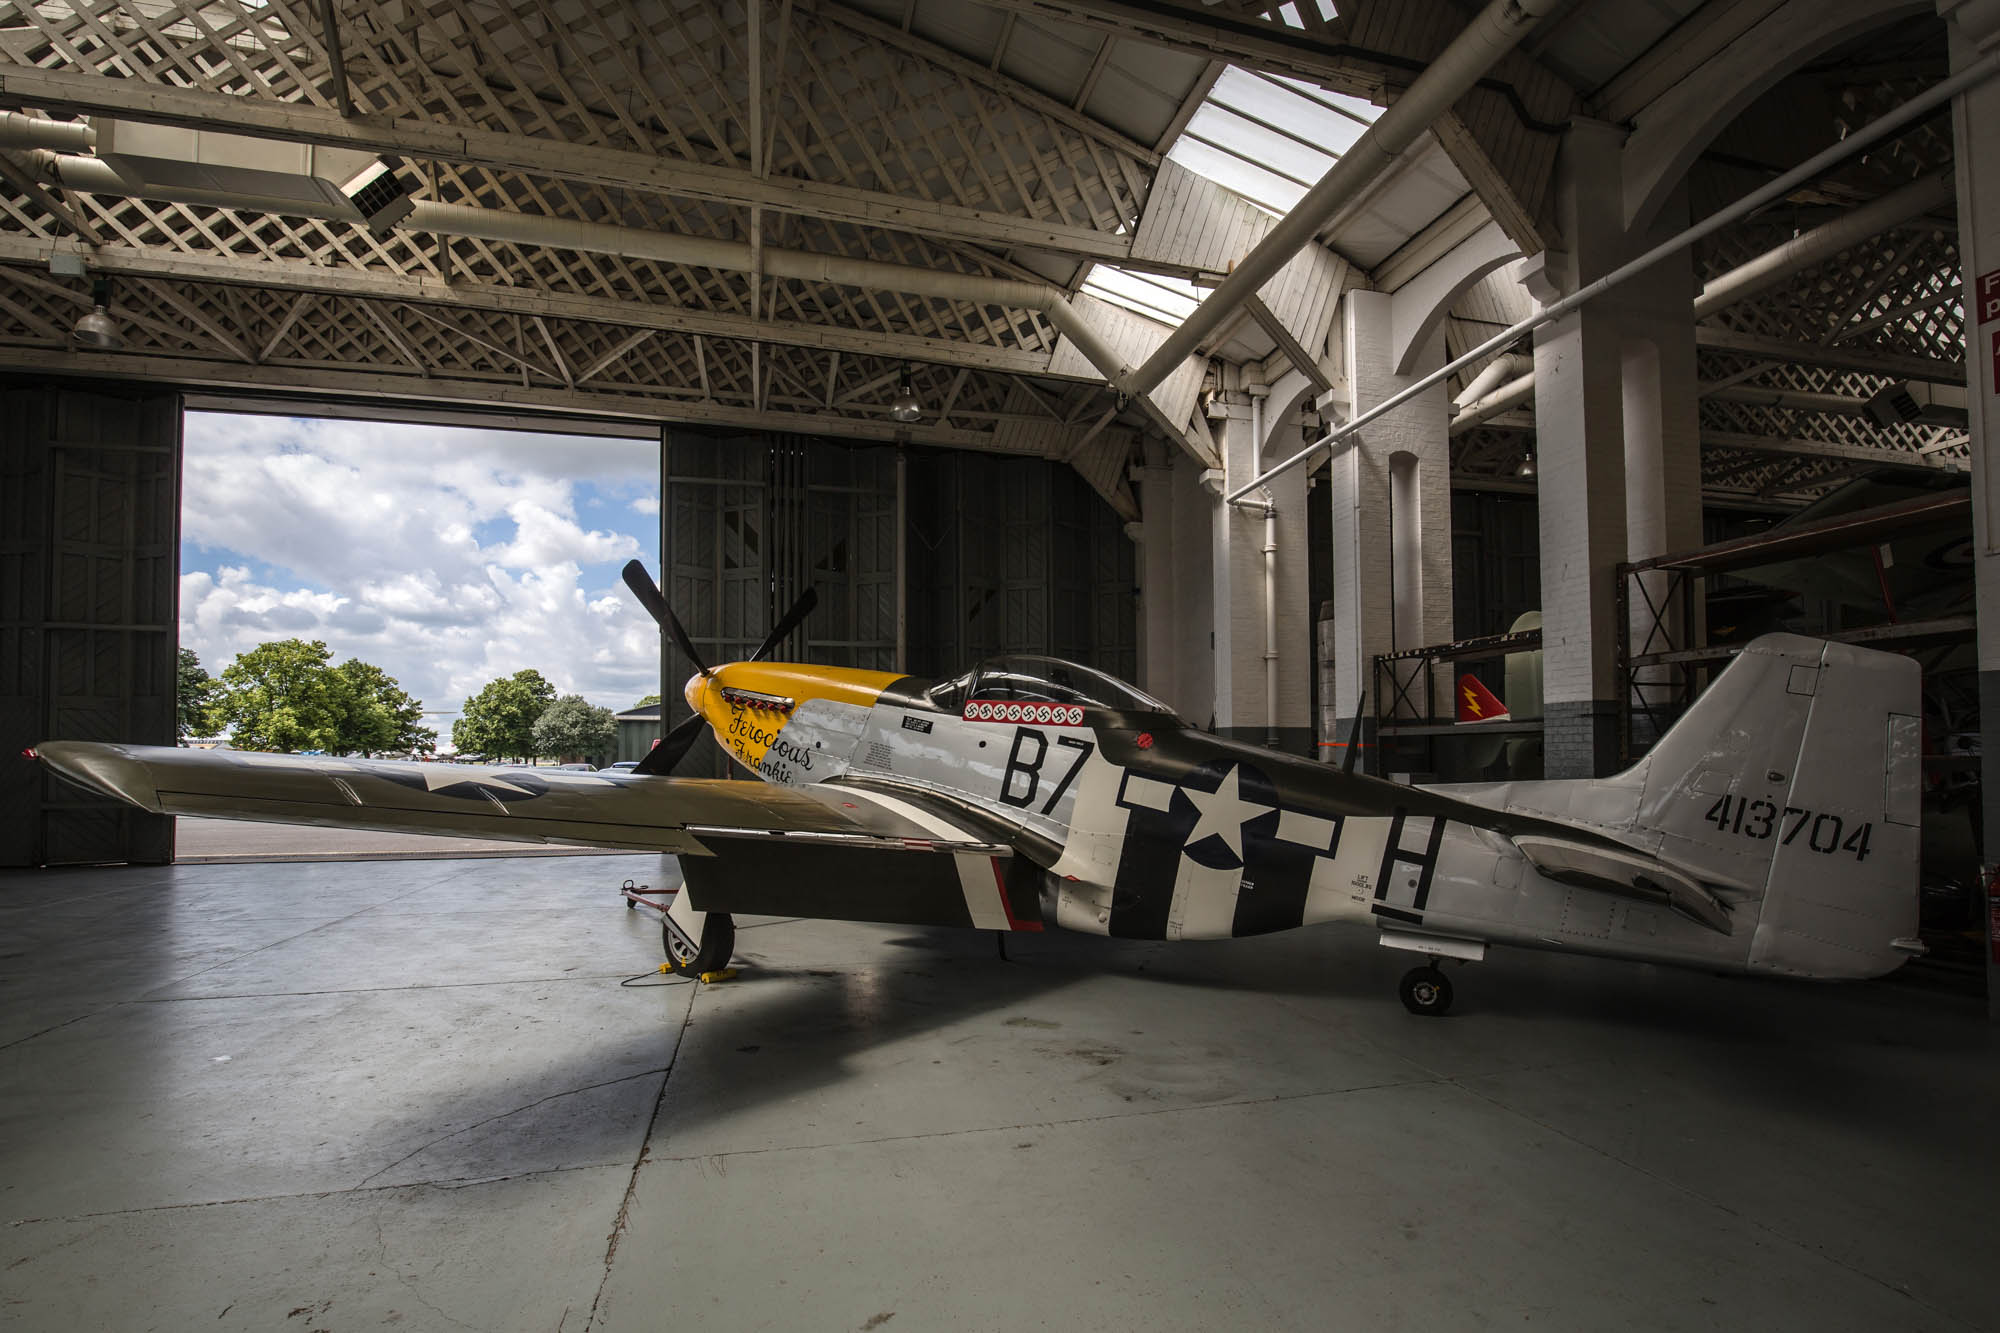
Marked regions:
[1067,57,1380,331]
[1080,266,1202,327]
[1164,66,1379,215]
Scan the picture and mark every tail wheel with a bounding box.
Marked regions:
[1398,965,1453,1017]
[663,911,735,977]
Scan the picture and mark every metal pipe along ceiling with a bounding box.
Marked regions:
[0,111,95,152]
[1122,0,1564,397]
[1222,47,2000,507]
[1448,371,1535,435]
[1691,171,1955,319]
[404,202,1135,388]
[1443,171,1954,437]
[35,155,1136,386]
[1451,352,1532,412]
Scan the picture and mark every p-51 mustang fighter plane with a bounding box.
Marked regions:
[37,562,1925,1015]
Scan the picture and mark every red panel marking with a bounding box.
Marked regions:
[1135,733,1154,749]
[990,858,1043,932]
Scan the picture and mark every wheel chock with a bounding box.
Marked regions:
[698,968,739,984]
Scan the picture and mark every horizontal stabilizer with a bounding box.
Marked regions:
[1512,834,1733,934]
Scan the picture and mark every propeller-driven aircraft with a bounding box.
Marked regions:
[36,561,1925,1015]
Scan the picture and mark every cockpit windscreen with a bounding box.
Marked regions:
[960,655,1175,716]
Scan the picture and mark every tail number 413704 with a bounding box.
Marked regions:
[1704,794,1872,861]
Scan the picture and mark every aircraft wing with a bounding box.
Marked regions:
[35,742,1013,857]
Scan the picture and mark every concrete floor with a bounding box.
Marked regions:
[1,851,1993,1332]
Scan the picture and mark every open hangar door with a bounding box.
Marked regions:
[1,380,180,867]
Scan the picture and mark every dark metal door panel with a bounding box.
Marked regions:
[1,386,179,866]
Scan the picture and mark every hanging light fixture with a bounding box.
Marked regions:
[887,364,923,423]
[72,277,122,350]
[1514,449,1537,479]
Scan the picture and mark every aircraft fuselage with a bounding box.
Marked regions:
[681,659,1869,979]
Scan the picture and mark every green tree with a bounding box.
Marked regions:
[206,640,437,756]
[176,647,217,739]
[634,693,663,709]
[334,658,437,756]
[453,669,556,761]
[532,695,617,763]
[206,639,352,753]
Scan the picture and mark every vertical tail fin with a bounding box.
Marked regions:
[1484,635,1921,977]
[1455,674,1510,724]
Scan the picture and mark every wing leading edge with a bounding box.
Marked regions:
[36,742,1011,857]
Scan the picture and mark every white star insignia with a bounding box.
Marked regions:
[1181,764,1273,858]
[412,765,535,796]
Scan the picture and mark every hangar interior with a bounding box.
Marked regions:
[2,0,1998,1328]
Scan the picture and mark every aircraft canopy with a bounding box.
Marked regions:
[930,655,1175,717]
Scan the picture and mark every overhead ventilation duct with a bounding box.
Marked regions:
[341,158,419,231]
[1448,370,1535,435]
[1865,381,1967,429]
[1690,172,1954,320]
[90,118,392,223]
[36,137,416,230]
[0,110,95,153]
[1450,352,1532,415]
[30,143,1131,384]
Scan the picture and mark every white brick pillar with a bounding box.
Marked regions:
[1942,0,2000,1017]
[1133,442,1216,724]
[1528,119,1630,778]
[1209,395,1258,735]
[1210,392,1313,749]
[1253,377,1319,754]
[1619,193,1705,747]
[1132,441,1179,709]
[1333,289,1453,760]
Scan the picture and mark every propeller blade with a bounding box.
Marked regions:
[750,586,818,663]
[621,560,710,678]
[631,712,706,777]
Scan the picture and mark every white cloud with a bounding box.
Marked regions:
[179,413,664,721]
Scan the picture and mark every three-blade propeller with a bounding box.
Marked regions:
[620,559,817,776]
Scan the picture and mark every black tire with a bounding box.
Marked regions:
[1398,965,1453,1016]
[662,911,735,977]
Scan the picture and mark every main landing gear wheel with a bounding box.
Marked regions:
[1399,965,1453,1016]
[662,911,735,977]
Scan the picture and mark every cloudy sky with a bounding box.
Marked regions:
[179,412,664,739]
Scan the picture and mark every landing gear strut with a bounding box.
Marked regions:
[1398,964,1453,1016]
[663,911,735,977]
